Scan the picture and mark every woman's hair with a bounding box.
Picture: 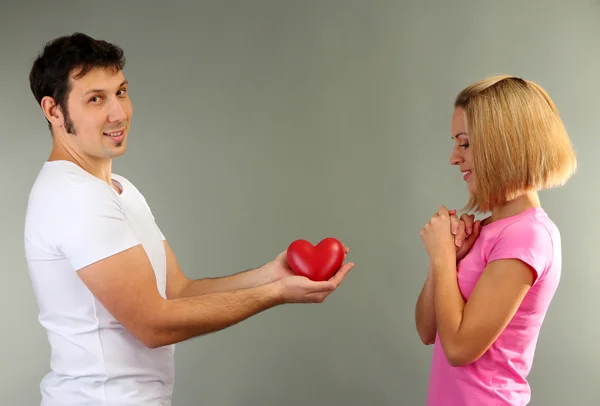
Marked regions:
[455,75,577,213]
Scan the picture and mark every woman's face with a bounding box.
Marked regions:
[450,107,475,194]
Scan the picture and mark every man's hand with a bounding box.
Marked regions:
[261,244,355,303]
[448,210,482,262]
[262,245,351,282]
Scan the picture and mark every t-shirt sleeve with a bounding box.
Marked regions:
[45,184,141,271]
[137,190,166,241]
[487,219,553,285]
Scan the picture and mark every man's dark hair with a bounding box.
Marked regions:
[29,32,126,132]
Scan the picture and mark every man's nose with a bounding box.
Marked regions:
[108,100,127,123]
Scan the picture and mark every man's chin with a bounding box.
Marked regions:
[112,146,126,156]
[103,144,127,159]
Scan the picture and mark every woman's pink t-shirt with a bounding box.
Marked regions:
[427,207,561,406]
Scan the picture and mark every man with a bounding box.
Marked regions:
[24,32,355,406]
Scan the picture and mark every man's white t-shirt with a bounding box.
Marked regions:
[24,160,175,406]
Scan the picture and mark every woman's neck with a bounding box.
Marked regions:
[488,191,541,223]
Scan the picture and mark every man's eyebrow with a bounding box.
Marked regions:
[82,80,128,96]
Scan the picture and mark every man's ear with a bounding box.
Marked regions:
[41,96,64,129]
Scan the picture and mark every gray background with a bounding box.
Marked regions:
[1,1,598,405]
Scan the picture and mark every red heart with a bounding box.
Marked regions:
[286,237,345,281]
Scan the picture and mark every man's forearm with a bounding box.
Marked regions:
[176,266,274,298]
[148,282,283,347]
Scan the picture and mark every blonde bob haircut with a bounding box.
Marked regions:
[455,75,577,213]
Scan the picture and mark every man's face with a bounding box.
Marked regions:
[59,67,132,160]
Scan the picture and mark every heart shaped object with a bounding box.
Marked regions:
[286,237,345,281]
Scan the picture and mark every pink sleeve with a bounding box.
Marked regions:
[487,219,553,285]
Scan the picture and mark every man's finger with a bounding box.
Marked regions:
[329,262,355,286]
[306,279,337,293]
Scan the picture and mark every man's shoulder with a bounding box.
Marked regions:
[24,162,145,272]
[25,161,125,231]
[29,161,114,204]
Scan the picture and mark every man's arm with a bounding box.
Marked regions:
[164,241,275,299]
[77,244,349,348]
[51,184,352,348]
[77,244,282,348]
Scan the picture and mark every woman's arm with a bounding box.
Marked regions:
[415,263,437,345]
[431,257,535,366]
[416,212,480,345]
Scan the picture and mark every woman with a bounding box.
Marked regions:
[416,75,577,405]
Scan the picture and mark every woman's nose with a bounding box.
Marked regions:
[450,150,463,166]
